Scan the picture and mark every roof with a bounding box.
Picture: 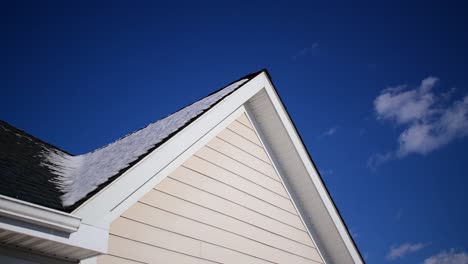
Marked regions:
[0,121,67,210]
[0,71,261,212]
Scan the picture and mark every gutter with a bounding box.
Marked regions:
[0,195,81,233]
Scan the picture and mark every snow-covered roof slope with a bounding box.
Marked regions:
[39,78,249,208]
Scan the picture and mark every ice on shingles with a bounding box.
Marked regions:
[40,79,248,207]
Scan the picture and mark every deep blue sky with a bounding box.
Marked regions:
[2,1,468,263]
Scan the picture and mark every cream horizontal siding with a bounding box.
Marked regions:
[207,137,279,180]
[195,147,287,197]
[98,113,324,264]
[112,217,202,257]
[183,156,295,213]
[227,120,262,146]
[217,129,270,163]
[142,189,318,259]
[200,243,273,264]
[170,166,301,226]
[155,178,313,245]
[123,203,320,264]
[97,255,147,264]
[107,235,218,264]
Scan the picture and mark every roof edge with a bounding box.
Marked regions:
[0,120,73,156]
[0,194,81,233]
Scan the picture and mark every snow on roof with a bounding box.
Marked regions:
[40,78,248,207]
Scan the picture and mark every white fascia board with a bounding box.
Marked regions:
[0,217,108,256]
[0,195,108,258]
[73,73,269,228]
[0,195,80,233]
[247,78,363,263]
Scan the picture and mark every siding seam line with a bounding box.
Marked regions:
[166,177,306,231]
[134,202,320,262]
[235,119,256,131]
[118,216,279,264]
[193,154,289,199]
[110,234,223,264]
[154,188,316,248]
[205,145,281,182]
[106,253,149,264]
[214,135,272,165]
[181,165,298,216]
[226,126,263,148]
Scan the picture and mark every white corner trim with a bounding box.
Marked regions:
[0,195,81,233]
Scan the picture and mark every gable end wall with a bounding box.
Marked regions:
[96,112,325,264]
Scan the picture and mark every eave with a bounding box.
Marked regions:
[0,195,107,262]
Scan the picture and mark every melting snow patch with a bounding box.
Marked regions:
[40,79,248,207]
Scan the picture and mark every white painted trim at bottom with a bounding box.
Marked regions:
[0,195,107,261]
[0,195,81,233]
[0,218,108,257]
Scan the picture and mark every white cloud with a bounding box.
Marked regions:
[367,151,394,168]
[292,43,319,60]
[370,77,468,166]
[387,242,428,260]
[374,82,435,124]
[424,249,468,264]
[322,127,337,136]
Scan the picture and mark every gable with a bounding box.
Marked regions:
[0,70,363,263]
[97,112,325,264]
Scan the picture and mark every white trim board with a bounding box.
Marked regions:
[0,195,107,261]
[0,195,80,233]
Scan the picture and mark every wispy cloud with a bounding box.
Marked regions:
[368,77,468,167]
[423,249,468,264]
[322,127,337,137]
[292,43,319,60]
[319,168,333,175]
[386,242,429,261]
[350,230,359,239]
[396,208,403,221]
[359,128,366,136]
